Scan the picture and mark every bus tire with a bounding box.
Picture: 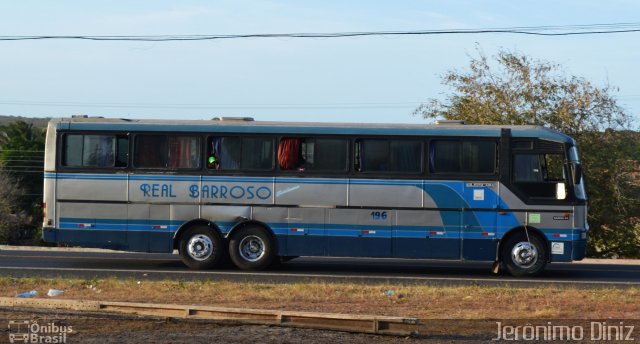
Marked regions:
[229,226,275,271]
[501,232,547,277]
[179,226,225,270]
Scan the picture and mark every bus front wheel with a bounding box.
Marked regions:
[179,226,225,269]
[501,232,547,277]
[229,226,275,271]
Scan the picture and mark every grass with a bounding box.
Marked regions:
[1,276,639,319]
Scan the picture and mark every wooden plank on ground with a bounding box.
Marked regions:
[0,297,419,336]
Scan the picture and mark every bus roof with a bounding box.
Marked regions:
[50,117,575,144]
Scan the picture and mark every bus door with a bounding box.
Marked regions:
[327,209,392,257]
[286,208,326,256]
[462,182,499,260]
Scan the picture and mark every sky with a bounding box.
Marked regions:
[0,0,639,125]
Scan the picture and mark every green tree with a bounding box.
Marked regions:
[0,121,45,225]
[415,49,639,258]
[0,171,27,244]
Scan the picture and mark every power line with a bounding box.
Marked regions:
[1,22,640,42]
[1,160,44,163]
[0,164,42,171]
[0,149,45,152]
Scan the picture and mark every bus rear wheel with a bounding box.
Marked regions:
[179,226,224,269]
[229,226,275,271]
[501,232,547,277]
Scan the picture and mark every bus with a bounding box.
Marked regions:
[42,117,588,276]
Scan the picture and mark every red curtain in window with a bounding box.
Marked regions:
[278,138,302,170]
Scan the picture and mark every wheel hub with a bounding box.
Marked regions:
[511,241,538,268]
[239,235,265,262]
[187,235,213,261]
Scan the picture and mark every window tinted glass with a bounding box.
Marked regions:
[135,135,200,169]
[135,135,166,168]
[63,134,124,167]
[313,138,348,171]
[242,137,273,170]
[207,136,272,170]
[208,137,241,170]
[63,135,83,166]
[116,136,129,167]
[513,154,542,182]
[357,139,422,173]
[512,140,533,149]
[431,140,496,174]
[389,140,421,172]
[277,137,347,171]
[462,141,496,173]
[432,140,461,173]
[168,136,200,169]
[361,140,389,172]
[83,135,115,166]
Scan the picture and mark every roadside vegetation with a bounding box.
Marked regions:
[0,120,45,245]
[1,277,639,319]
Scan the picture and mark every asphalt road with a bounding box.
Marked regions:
[1,249,639,288]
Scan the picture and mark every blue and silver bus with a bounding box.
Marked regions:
[42,117,588,276]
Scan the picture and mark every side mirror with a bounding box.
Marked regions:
[573,164,583,184]
[556,182,567,200]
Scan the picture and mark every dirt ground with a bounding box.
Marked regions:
[3,309,639,343]
[0,310,427,344]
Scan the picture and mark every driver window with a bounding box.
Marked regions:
[513,153,567,199]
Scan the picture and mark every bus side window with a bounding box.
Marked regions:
[63,134,120,168]
[208,136,272,171]
[513,153,567,198]
[311,138,348,171]
[357,139,421,173]
[207,136,241,170]
[134,135,200,170]
[242,137,273,170]
[134,135,166,168]
[430,140,496,174]
[277,137,348,172]
[167,136,201,169]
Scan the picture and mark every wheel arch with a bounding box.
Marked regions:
[173,219,223,250]
[497,226,550,262]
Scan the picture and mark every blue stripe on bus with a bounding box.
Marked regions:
[57,217,580,240]
[53,226,580,241]
[60,217,184,225]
